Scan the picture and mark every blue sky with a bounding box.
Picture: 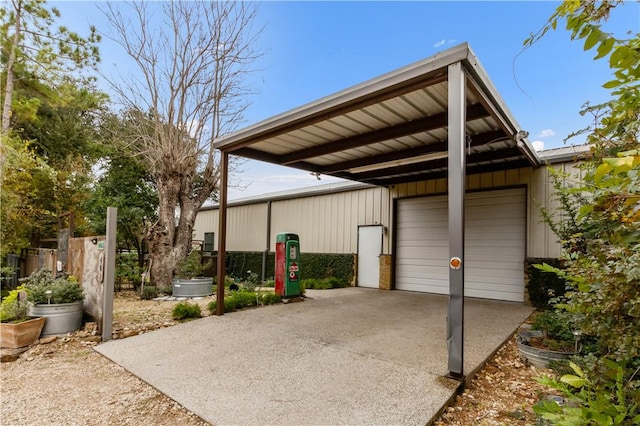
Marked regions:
[52,1,639,199]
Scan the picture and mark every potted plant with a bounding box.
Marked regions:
[517,309,581,368]
[22,269,84,337]
[172,250,213,297]
[0,287,46,348]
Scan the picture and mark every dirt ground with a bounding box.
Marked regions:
[1,291,550,425]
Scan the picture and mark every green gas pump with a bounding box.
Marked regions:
[275,233,300,298]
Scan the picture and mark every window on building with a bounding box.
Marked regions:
[203,232,215,253]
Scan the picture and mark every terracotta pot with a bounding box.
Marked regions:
[0,317,46,349]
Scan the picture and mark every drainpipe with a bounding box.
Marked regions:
[262,201,272,282]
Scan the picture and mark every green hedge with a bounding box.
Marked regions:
[204,251,354,284]
[525,258,567,308]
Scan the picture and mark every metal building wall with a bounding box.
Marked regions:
[269,186,390,254]
[389,166,567,259]
[193,163,577,258]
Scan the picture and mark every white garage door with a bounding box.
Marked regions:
[396,188,526,302]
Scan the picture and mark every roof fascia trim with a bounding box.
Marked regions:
[461,46,541,167]
[214,43,471,150]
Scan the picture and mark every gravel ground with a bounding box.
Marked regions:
[2,291,547,425]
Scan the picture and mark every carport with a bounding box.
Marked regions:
[213,43,540,378]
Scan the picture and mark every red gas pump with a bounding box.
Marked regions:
[275,232,301,298]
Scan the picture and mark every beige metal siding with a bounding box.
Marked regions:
[193,163,575,258]
[192,204,267,252]
[270,187,389,253]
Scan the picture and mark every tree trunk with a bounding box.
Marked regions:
[2,0,21,133]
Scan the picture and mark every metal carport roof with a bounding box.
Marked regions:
[214,43,540,184]
[212,43,540,380]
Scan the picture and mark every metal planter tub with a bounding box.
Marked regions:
[172,277,213,297]
[516,330,579,369]
[27,301,84,337]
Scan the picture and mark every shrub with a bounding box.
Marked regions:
[243,270,260,291]
[140,285,158,300]
[0,286,28,323]
[208,289,271,314]
[260,292,281,306]
[176,250,211,278]
[531,309,575,343]
[22,269,84,304]
[526,258,566,308]
[172,302,201,320]
[300,277,347,290]
[535,360,640,425]
[115,253,143,291]
[262,279,275,287]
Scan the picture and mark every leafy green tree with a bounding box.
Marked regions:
[85,116,158,268]
[0,135,55,258]
[1,0,100,133]
[1,0,105,254]
[529,1,639,422]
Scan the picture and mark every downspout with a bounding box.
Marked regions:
[262,200,272,282]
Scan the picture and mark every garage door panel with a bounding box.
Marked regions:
[396,188,525,302]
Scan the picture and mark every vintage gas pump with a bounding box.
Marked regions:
[275,233,301,298]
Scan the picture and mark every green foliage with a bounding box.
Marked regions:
[0,136,56,257]
[208,289,281,314]
[301,253,354,283]
[0,286,28,322]
[535,360,640,425]
[259,292,282,306]
[84,138,158,264]
[531,309,576,344]
[262,279,275,288]
[243,270,260,292]
[527,258,567,308]
[171,302,201,321]
[225,252,273,281]
[21,269,84,304]
[140,285,158,300]
[115,253,143,291]
[176,250,208,279]
[300,277,347,290]
[222,252,354,284]
[530,3,640,422]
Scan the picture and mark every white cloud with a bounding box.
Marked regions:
[531,140,545,151]
[434,39,457,49]
[537,129,555,138]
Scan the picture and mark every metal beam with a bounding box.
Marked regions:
[319,129,506,174]
[280,104,488,165]
[447,61,466,380]
[366,158,529,186]
[349,147,522,181]
[216,151,229,316]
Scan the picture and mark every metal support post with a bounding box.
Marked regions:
[102,207,117,342]
[216,151,229,316]
[446,62,466,379]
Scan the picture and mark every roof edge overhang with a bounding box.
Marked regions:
[214,42,540,171]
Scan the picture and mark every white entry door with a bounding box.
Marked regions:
[357,225,383,288]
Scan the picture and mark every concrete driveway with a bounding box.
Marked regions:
[96,288,533,425]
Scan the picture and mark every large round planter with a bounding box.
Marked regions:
[172,277,213,297]
[0,317,46,348]
[517,330,579,369]
[27,301,83,337]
